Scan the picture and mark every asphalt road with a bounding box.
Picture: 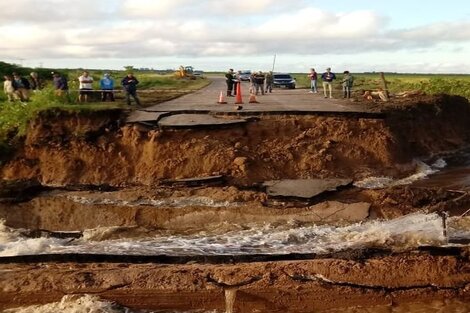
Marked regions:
[141,76,375,115]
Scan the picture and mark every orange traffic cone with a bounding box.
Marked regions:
[235,82,243,104]
[248,93,259,103]
[217,91,227,104]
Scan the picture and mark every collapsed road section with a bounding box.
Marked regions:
[1,90,470,312]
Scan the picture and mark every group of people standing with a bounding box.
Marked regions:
[3,71,142,106]
[250,71,273,95]
[225,69,273,97]
[69,71,141,106]
[307,68,354,99]
[225,67,355,100]
[3,72,42,102]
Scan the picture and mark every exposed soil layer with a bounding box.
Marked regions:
[0,185,469,232]
[1,249,470,312]
[2,95,470,311]
[1,95,470,187]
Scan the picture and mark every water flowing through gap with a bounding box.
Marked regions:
[1,213,470,257]
[224,289,237,313]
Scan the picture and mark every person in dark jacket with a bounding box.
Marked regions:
[225,69,235,97]
[121,73,141,107]
[52,72,69,97]
[321,67,336,98]
[12,72,31,101]
[341,71,354,99]
[254,71,265,95]
[265,71,273,93]
[29,72,43,91]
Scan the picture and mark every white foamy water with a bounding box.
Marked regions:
[354,158,446,189]
[4,295,132,313]
[1,213,469,257]
[66,195,239,208]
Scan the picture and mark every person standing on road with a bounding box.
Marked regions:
[254,71,265,95]
[225,69,235,97]
[249,72,256,94]
[100,73,115,102]
[321,67,336,98]
[342,71,354,99]
[121,73,141,107]
[78,71,94,102]
[265,71,273,93]
[233,70,242,96]
[307,68,318,93]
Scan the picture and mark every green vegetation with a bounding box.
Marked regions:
[293,72,470,99]
[137,73,210,90]
[0,63,209,161]
[0,61,55,83]
[0,86,124,144]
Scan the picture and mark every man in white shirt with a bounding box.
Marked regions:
[78,71,93,102]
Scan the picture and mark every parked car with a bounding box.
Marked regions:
[273,73,296,89]
[238,70,252,81]
[193,70,204,77]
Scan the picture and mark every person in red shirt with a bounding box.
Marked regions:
[307,68,318,93]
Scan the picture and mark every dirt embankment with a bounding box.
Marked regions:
[0,185,468,231]
[1,95,470,187]
[1,250,470,312]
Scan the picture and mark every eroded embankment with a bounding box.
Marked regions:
[1,250,470,312]
[1,95,470,187]
[1,185,469,231]
[1,95,470,312]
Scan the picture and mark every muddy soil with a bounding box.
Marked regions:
[1,94,470,311]
[0,185,469,232]
[1,95,470,187]
[1,249,470,312]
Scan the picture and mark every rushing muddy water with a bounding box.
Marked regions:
[1,213,470,257]
[354,158,447,189]
[65,195,240,208]
[5,294,470,313]
[4,152,470,312]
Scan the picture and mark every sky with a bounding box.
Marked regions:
[1,0,470,73]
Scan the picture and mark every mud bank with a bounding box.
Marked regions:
[1,184,469,231]
[1,95,470,187]
[1,250,470,312]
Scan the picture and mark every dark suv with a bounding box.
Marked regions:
[273,73,296,89]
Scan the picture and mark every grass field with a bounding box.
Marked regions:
[293,72,470,99]
[0,71,209,160]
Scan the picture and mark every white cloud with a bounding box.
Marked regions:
[0,0,115,23]
[121,0,192,18]
[207,0,290,15]
[392,22,470,42]
[254,8,381,40]
[1,0,470,72]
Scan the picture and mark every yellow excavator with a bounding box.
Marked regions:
[175,65,195,79]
